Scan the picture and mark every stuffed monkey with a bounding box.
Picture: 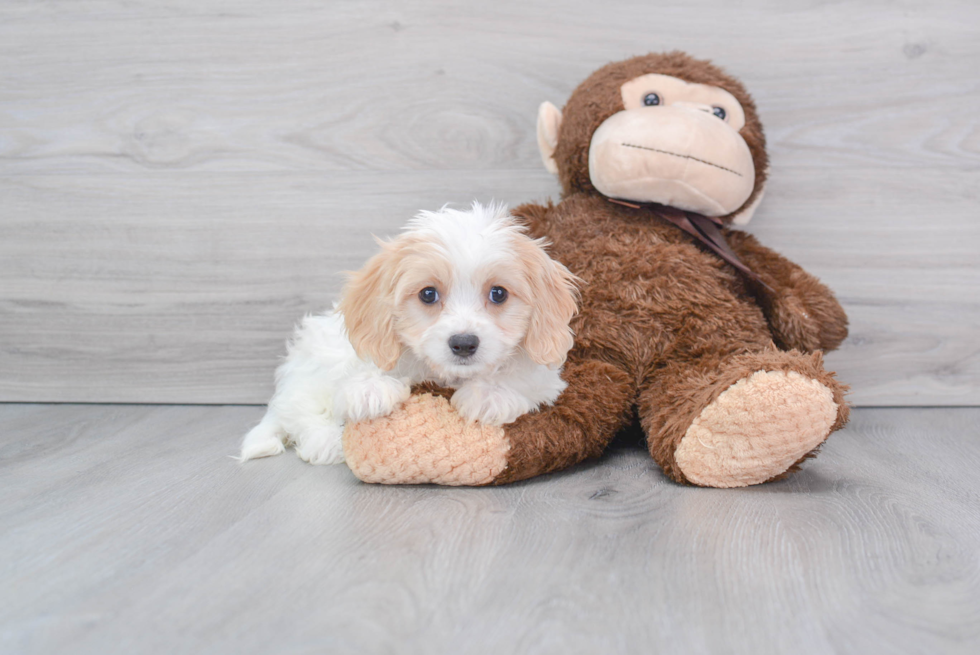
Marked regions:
[343,51,850,488]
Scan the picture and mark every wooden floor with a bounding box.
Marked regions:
[2,404,978,654]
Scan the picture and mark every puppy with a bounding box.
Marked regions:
[240,202,579,465]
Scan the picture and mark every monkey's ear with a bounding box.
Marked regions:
[536,101,563,175]
[730,180,766,226]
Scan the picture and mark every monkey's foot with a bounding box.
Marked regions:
[674,370,838,488]
[343,393,510,485]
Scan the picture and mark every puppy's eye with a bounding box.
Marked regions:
[418,287,439,304]
[489,286,508,304]
[643,93,661,106]
[712,106,727,120]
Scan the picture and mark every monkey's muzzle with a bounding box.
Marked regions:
[588,106,755,217]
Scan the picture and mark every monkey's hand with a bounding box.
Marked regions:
[726,230,848,353]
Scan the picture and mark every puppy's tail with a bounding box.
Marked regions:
[238,411,287,462]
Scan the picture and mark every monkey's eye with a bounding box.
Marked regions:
[643,93,661,107]
[712,106,727,120]
[489,286,508,304]
[418,287,439,304]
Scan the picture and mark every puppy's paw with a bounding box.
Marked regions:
[451,381,535,426]
[239,419,286,462]
[294,424,345,465]
[343,375,411,422]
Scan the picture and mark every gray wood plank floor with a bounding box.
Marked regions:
[2,0,979,406]
[2,404,978,654]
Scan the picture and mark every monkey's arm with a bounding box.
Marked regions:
[342,352,635,486]
[725,230,848,353]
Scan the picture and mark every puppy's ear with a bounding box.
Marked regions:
[338,240,403,371]
[518,236,579,367]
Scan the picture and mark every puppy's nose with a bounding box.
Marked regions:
[449,334,480,358]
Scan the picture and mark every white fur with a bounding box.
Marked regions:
[240,203,574,466]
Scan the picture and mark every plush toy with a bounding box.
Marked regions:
[343,51,850,488]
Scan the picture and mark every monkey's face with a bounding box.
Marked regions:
[537,54,768,223]
[587,74,755,217]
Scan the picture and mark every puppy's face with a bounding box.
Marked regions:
[340,205,578,379]
[393,247,534,379]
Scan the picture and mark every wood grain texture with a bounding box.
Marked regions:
[2,0,978,174]
[1,404,979,654]
[1,0,978,404]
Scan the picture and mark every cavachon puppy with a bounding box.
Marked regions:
[240,202,579,465]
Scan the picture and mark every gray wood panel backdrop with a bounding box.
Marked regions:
[1,0,978,405]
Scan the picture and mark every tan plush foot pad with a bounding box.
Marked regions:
[675,370,838,488]
[343,393,510,486]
